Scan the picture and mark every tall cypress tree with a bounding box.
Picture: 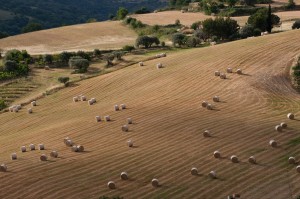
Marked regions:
[266,4,272,33]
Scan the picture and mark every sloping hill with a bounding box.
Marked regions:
[0,21,137,55]
[0,30,300,199]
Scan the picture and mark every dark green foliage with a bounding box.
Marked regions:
[0,0,167,35]
[135,36,160,48]
[226,0,238,7]
[169,0,192,7]
[253,28,262,36]
[3,60,18,72]
[186,36,201,47]
[124,17,146,29]
[122,45,135,52]
[76,51,91,61]
[175,19,181,26]
[219,7,261,17]
[103,54,115,67]
[0,99,6,110]
[58,76,70,85]
[248,7,280,32]
[134,7,150,14]
[191,21,202,30]
[194,29,209,41]
[266,5,272,33]
[201,0,219,15]
[292,20,300,29]
[239,24,255,38]
[22,22,43,33]
[161,41,166,47]
[172,33,186,47]
[244,0,256,6]
[93,49,101,57]
[116,7,129,20]
[59,51,74,64]
[0,32,9,39]
[292,57,300,87]
[113,51,125,60]
[4,49,31,64]
[256,0,272,3]
[286,0,296,9]
[202,17,239,39]
[43,54,53,64]
[68,56,89,73]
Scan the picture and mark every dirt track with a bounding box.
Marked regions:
[0,30,300,198]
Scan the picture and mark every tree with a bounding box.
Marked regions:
[43,54,53,64]
[76,51,91,61]
[0,99,6,111]
[59,51,73,64]
[248,8,280,32]
[135,36,160,48]
[93,49,101,57]
[243,0,256,6]
[22,22,43,33]
[122,45,135,52]
[172,33,186,47]
[286,0,296,9]
[194,29,209,41]
[68,56,89,73]
[58,76,70,86]
[113,51,125,60]
[186,36,201,47]
[202,17,239,39]
[3,60,18,72]
[116,7,129,20]
[266,5,272,33]
[239,24,255,38]
[226,0,238,7]
[103,54,115,67]
[292,20,300,29]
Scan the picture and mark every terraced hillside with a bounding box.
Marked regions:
[0,21,137,55]
[0,30,300,199]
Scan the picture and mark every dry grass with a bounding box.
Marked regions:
[132,10,300,27]
[0,30,300,198]
[0,21,137,55]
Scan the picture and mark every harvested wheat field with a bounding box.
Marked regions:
[132,10,300,26]
[1,30,300,199]
[0,21,137,55]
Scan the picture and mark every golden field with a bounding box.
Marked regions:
[0,30,300,198]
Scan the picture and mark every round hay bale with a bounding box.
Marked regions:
[296,165,300,173]
[104,115,111,122]
[127,139,133,147]
[248,156,256,164]
[114,105,119,111]
[50,151,58,158]
[227,68,233,73]
[31,101,36,106]
[237,69,242,74]
[151,179,159,187]
[127,118,133,124]
[208,171,217,179]
[28,108,33,114]
[155,54,161,58]
[29,144,35,151]
[107,181,116,189]
[71,145,79,152]
[16,105,21,110]
[214,151,221,158]
[269,140,277,148]
[81,96,87,101]
[181,10,185,13]
[139,62,144,66]
[88,100,93,105]
[9,106,14,112]
[45,66,50,70]
[38,144,45,150]
[77,145,84,152]
[287,113,294,120]
[288,157,296,164]
[280,122,287,128]
[91,98,96,103]
[213,96,219,102]
[0,164,7,172]
[121,104,126,109]
[220,73,226,79]
[95,116,101,122]
[13,108,18,113]
[191,167,198,175]
[206,104,213,110]
[40,154,48,161]
[21,146,26,152]
[120,172,129,180]
[275,125,282,132]
[231,155,239,163]
[157,63,163,69]
[160,53,167,57]
[64,137,71,144]
[203,130,211,137]
[202,101,208,108]
[73,97,79,102]
[215,71,220,76]
[65,139,73,147]
[11,153,17,160]
[122,125,129,132]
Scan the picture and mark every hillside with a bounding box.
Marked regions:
[0,21,137,55]
[0,29,300,198]
[0,0,168,35]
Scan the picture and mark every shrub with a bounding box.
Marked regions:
[93,49,101,57]
[135,36,160,48]
[286,0,296,9]
[4,49,31,64]
[292,20,300,29]
[0,99,6,111]
[186,36,201,47]
[134,7,150,14]
[161,41,166,47]
[191,21,202,30]
[59,51,74,64]
[43,54,53,64]
[3,60,18,72]
[172,33,186,47]
[116,7,128,20]
[113,51,125,60]
[76,51,91,61]
[122,45,135,52]
[202,17,239,39]
[58,76,70,86]
[68,56,89,73]
[175,19,181,26]
[248,7,280,32]
[239,24,255,38]
[194,29,209,41]
[253,28,262,36]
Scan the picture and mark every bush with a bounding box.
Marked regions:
[94,49,101,57]
[4,49,31,64]
[202,17,239,39]
[68,56,89,73]
[286,0,296,9]
[253,28,262,36]
[43,54,53,64]
[161,41,166,47]
[113,51,125,60]
[58,76,70,86]
[186,36,201,47]
[292,20,300,29]
[135,36,160,48]
[0,99,6,111]
[239,24,255,38]
[248,8,280,32]
[3,60,18,72]
[194,29,209,41]
[116,7,128,20]
[172,33,186,47]
[59,51,74,64]
[191,21,202,30]
[122,45,135,52]
[76,51,91,61]
[175,19,181,26]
